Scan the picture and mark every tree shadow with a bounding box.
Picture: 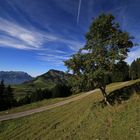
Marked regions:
[101,81,140,106]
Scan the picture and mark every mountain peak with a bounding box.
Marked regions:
[0,71,33,85]
[47,69,65,74]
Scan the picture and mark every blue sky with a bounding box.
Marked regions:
[0,0,140,76]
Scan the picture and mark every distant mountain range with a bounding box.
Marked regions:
[0,71,33,85]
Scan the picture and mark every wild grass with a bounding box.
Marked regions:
[0,79,140,140]
[0,80,135,115]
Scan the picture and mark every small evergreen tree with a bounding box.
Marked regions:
[136,58,140,78]
[5,85,16,108]
[0,80,15,110]
[0,80,5,110]
[130,58,140,79]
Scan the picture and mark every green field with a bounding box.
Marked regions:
[12,70,71,99]
[12,77,54,99]
[0,80,137,115]
[0,80,140,140]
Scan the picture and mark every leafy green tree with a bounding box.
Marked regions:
[30,88,44,102]
[18,95,31,106]
[65,14,134,104]
[52,84,72,98]
[43,89,52,99]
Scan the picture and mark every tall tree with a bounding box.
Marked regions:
[0,80,15,110]
[4,85,15,109]
[65,14,134,104]
[0,80,5,110]
[130,58,140,80]
[137,58,140,78]
[0,79,5,94]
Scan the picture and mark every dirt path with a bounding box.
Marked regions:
[0,82,129,122]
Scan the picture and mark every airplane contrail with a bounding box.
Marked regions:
[77,0,82,24]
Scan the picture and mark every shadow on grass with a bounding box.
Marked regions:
[92,81,140,108]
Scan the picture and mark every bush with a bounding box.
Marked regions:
[18,95,31,106]
[51,84,72,98]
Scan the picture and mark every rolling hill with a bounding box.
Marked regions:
[13,69,72,98]
[30,69,72,88]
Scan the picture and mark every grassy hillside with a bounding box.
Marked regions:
[13,69,72,98]
[0,80,136,115]
[0,80,140,140]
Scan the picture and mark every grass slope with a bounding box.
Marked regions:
[0,80,140,140]
[0,80,135,115]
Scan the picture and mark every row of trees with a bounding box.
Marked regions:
[19,84,72,106]
[0,80,16,111]
[110,58,140,83]
[130,58,140,80]
[67,57,140,94]
[0,80,72,111]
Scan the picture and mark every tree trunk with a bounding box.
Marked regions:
[100,86,110,105]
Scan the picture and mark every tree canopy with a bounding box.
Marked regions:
[64,13,134,103]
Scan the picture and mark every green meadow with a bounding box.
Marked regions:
[0,80,140,140]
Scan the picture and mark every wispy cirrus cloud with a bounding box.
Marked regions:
[0,16,84,67]
[0,17,46,50]
[38,52,70,66]
[0,17,84,52]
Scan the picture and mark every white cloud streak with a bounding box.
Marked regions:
[0,17,84,67]
[38,53,70,66]
[0,18,45,50]
[0,17,83,51]
[77,0,82,24]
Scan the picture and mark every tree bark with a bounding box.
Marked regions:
[100,86,110,105]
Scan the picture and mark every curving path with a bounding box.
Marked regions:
[0,82,129,122]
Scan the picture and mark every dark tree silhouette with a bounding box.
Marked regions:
[0,80,16,111]
[130,58,140,80]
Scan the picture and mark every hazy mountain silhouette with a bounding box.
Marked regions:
[0,71,33,85]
